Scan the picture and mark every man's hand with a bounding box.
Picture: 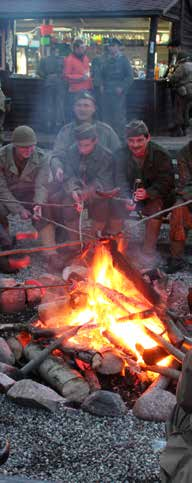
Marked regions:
[116,87,123,95]
[20,209,31,220]
[125,199,136,211]
[72,191,84,213]
[55,168,64,183]
[33,205,42,221]
[134,188,149,201]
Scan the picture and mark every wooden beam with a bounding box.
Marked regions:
[147,16,158,79]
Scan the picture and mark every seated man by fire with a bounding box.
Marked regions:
[113,120,175,266]
[168,139,192,273]
[48,123,116,257]
[0,125,56,263]
[50,90,121,185]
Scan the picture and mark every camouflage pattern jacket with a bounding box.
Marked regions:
[0,144,50,214]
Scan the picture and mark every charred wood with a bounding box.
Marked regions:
[143,325,184,362]
[24,343,90,403]
[136,343,168,365]
[140,363,181,380]
[20,324,86,377]
[59,346,103,369]
[117,308,155,322]
[108,239,161,305]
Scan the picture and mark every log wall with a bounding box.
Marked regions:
[5,77,173,135]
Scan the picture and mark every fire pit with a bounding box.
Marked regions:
[0,238,189,419]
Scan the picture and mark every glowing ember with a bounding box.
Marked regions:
[41,244,168,365]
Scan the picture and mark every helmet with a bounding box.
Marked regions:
[12,126,37,146]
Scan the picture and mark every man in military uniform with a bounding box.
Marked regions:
[50,90,121,183]
[168,51,192,135]
[113,120,175,264]
[160,350,192,483]
[49,123,115,243]
[99,38,133,140]
[167,140,192,273]
[0,125,55,251]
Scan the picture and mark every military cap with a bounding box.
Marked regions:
[126,120,149,138]
[74,123,97,140]
[74,91,96,105]
[12,126,37,146]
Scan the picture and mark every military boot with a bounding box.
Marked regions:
[165,240,186,273]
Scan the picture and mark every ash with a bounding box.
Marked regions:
[0,215,191,483]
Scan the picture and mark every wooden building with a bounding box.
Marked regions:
[0,0,191,133]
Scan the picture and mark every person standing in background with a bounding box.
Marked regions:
[63,38,93,121]
[99,38,133,140]
[38,46,63,132]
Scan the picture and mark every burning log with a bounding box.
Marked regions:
[117,308,155,322]
[103,330,140,373]
[59,346,103,370]
[24,343,90,403]
[96,283,146,311]
[96,349,124,375]
[108,239,161,306]
[0,441,10,465]
[136,344,168,365]
[140,363,181,380]
[96,283,131,314]
[143,325,184,363]
[20,324,87,377]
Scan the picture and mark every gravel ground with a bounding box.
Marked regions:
[1,214,192,482]
[0,396,165,483]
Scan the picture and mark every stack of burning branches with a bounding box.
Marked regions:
[0,238,191,404]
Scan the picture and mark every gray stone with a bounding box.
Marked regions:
[133,388,176,422]
[0,338,15,365]
[82,390,127,417]
[7,337,23,362]
[0,372,15,393]
[7,379,67,412]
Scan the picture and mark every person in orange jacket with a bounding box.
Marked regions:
[63,38,93,121]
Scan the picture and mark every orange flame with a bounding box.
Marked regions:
[41,244,167,365]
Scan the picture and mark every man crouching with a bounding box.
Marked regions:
[0,126,56,256]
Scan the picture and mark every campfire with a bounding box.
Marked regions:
[0,238,189,416]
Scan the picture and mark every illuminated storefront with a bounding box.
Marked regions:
[14,17,172,78]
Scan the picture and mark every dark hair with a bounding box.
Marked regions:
[73,38,84,48]
[74,91,96,105]
[75,123,97,141]
[126,120,149,138]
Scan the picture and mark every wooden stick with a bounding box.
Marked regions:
[96,283,131,314]
[0,241,81,258]
[143,324,184,362]
[103,329,140,373]
[21,323,89,376]
[96,283,148,310]
[117,308,155,322]
[59,346,103,369]
[140,363,181,380]
[108,239,161,305]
